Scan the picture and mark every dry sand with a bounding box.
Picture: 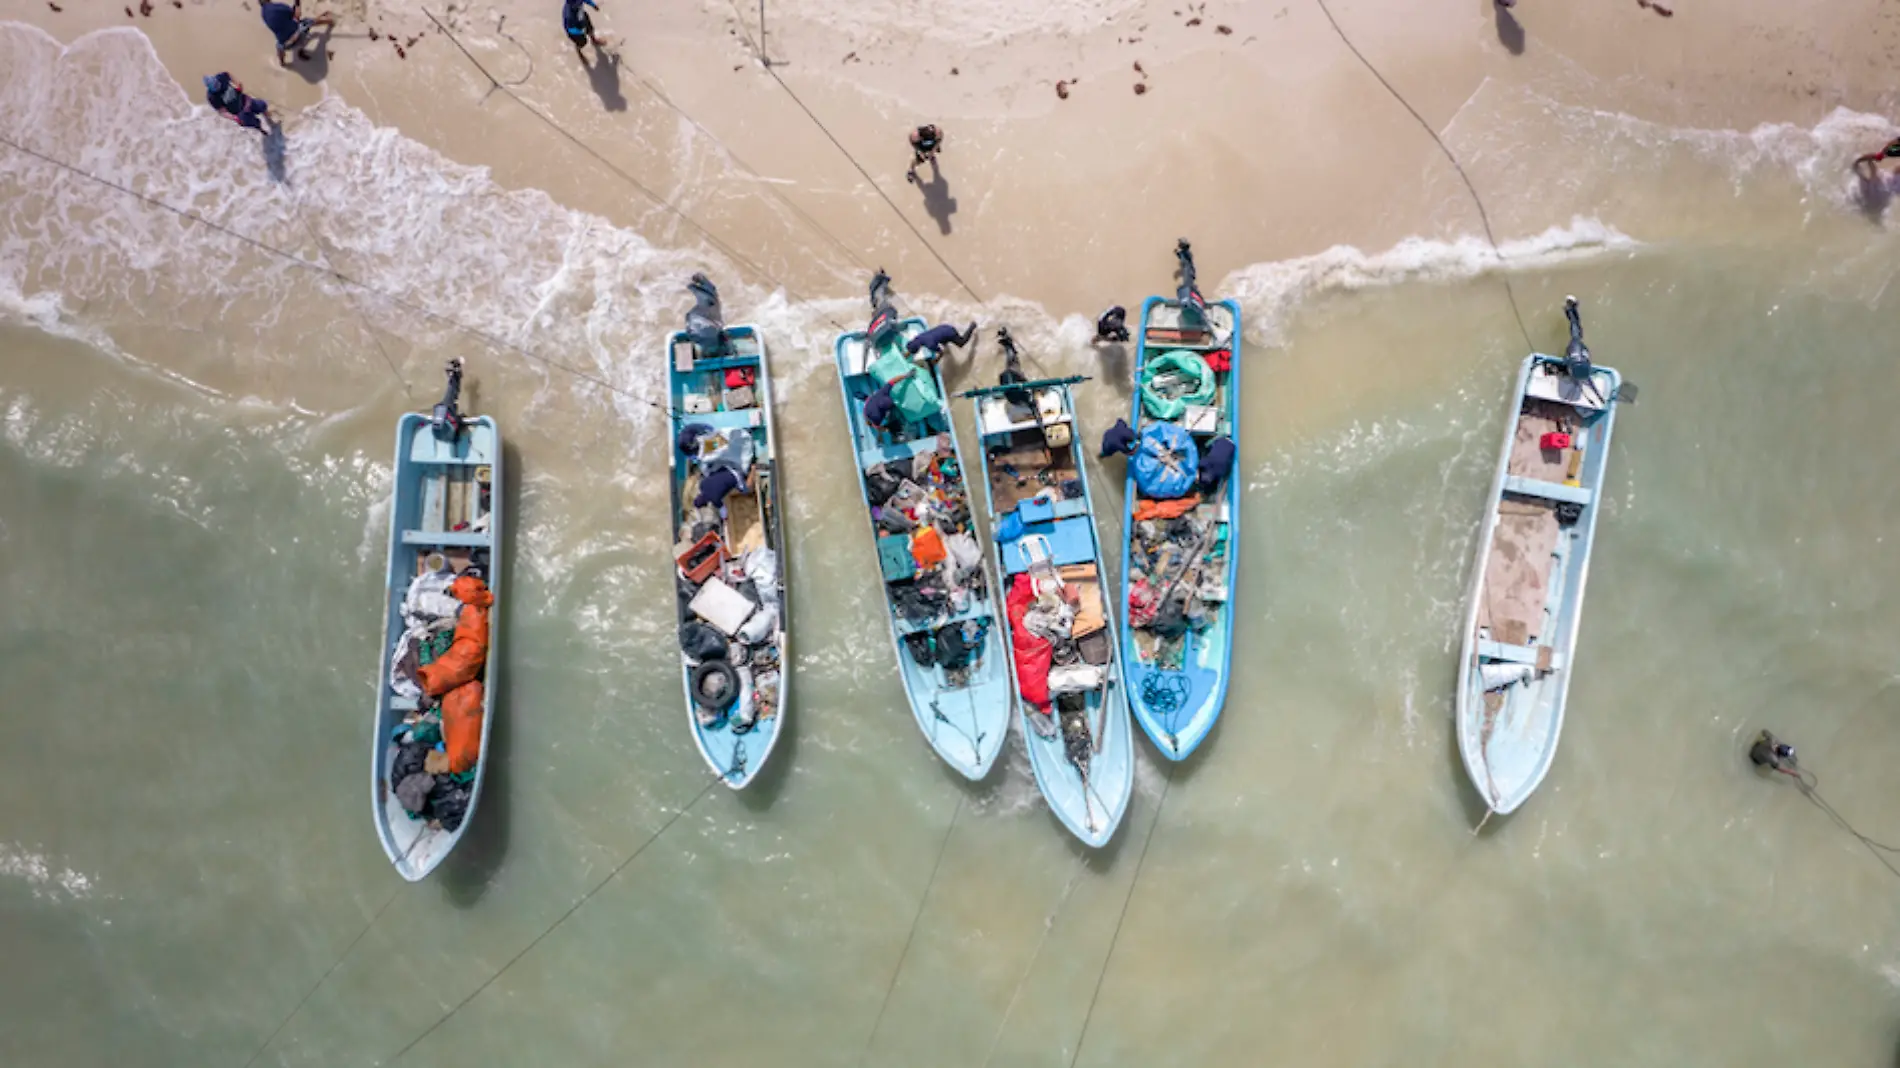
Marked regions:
[5,0,1898,315]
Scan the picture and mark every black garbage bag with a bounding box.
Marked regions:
[391,740,430,786]
[935,620,978,670]
[426,778,474,833]
[865,463,902,506]
[680,621,728,661]
[905,630,937,667]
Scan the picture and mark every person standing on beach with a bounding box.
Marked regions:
[563,0,603,60]
[203,73,278,134]
[259,1,334,66]
[906,124,942,185]
[1855,137,1900,172]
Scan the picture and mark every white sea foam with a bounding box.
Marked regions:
[0,843,100,900]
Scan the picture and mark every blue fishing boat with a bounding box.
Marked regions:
[373,359,502,881]
[1117,241,1243,760]
[1457,298,1622,817]
[831,271,1011,779]
[667,274,789,789]
[963,343,1133,847]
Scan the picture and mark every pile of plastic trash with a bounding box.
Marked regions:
[388,565,493,831]
[1006,558,1112,741]
[674,426,781,732]
[865,434,991,674]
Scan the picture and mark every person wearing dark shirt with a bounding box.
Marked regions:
[863,372,912,432]
[259,1,333,66]
[203,73,276,133]
[905,321,977,363]
[563,0,602,59]
[1094,305,1129,344]
[906,124,942,184]
[694,464,745,510]
[1099,418,1137,458]
[1197,435,1235,494]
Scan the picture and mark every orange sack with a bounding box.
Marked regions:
[418,574,494,696]
[910,526,947,568]
[441,680,484,774]
[1133,493,1201,522]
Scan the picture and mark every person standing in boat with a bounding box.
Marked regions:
[905,321,978,367]
[1093,305,1130,344]
[906,124,943,184]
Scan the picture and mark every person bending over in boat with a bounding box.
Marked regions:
[1094,305,1130,344]
[905,321,978,366]
[863,370,913,434]
[203,73,278,134]
[1197,435,1235,494]
[259,1,335,66]
[694,463,748,513]
[1855,137,1900,174]
[563,0,603,60]
[1099,418,1137,458]
[906,124,942,184]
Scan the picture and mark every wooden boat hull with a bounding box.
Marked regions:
[371,412,502,882]
[833,318,1011,779]
[1456,355,1621,816]
[667,325,790,789]
[967,378,1133,847]
[1118,296,1244,761]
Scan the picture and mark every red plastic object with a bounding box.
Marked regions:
[677,530,727,584]
[1540,431,1572,450]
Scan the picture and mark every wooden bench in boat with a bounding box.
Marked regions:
[1478,638,1567,671]
[1503,475,1592,506]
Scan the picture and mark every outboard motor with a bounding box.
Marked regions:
[1562,295,1593,381]
[431,358,465,442]
[1174,238,1207,328]
[684,272,727,355]
[866,268,900,349]
[995,326,1031,405]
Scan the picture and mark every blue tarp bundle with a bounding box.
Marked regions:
[1133,422,1198,499]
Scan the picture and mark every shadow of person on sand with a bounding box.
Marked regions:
[1094,342,1130,393]
[285,23,337,85]
[1853,162,1894,224]
[1494,2,1526,55]
[914,160,959,235]
[586,49,628,112]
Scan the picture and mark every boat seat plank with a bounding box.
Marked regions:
[1503,475,1592,506]
[409,426,496,465]
[676,409,763,434]
[1001,517,1096,573]
[1478,639,1566,670]
[401,529,493,548]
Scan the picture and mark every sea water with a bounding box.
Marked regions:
[5,21,1900,1068]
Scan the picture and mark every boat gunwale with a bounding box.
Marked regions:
[665,324,790,790]
[1455,353,1622,816]
[1117,294,1244,761]
[371,411,503,882]
[832,317,1009,781]
[966,379,1134,847]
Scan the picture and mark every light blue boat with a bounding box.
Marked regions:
[1457,299,1622,817]
[831,275,1011,779]
[963,362,1133,847]
[666,277,788,789]
[372,360,502,881]
[1118,243,1243,761]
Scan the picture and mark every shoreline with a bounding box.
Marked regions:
[4,0,1894,320]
